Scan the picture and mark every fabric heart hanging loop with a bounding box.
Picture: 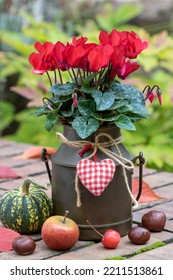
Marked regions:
[56,132,138,209]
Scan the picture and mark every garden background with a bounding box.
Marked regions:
[0,0,173,171]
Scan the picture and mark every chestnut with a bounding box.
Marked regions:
[142,210,166,232]
[128,226,150,245]
[12,235,36,255]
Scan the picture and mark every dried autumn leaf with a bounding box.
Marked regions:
[0,227,20,252]
[0,165,22,179]
[132,178,165,203]
[15,146,57,159]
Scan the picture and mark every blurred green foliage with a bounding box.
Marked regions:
[0,100,15,131]
[0,3,173,171]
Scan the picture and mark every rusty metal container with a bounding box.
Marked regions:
[43,125,142,241]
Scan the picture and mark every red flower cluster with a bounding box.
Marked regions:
[29,29,148,82]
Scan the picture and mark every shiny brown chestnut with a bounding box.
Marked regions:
[128,226,150,245]
[12,235,36,255]
[142,210,166,232]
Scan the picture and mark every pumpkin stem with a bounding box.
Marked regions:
[22,178,48,195]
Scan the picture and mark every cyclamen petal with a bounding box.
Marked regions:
[146,91,155,103]
[88,44,114,72]
[118,61,140,79]
[157,93,162,105]
[65,45,86,67]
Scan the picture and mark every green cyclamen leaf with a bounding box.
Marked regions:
[110,100,129,110]
[128,113,150,122]
[91,90,102,107]
[60,102,73,117]
[50,83,76,96]
[92,112,119,122]
[114,114,136,131]
[92,90,115,111]
[110,82,145,105]
[72,117,100,139]
[45,114,59,132]
[78,100,96,117]
[130,103,151,115]
[35,106,50,116]
[80,85,94,94]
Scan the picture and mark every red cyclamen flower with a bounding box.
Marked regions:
[88,44,114,72]
[29,41,56,74]
[64,36,96,70]
[156,88,162,105]
[53,41,67,71]
[145,88,162,105]
[146,91,155,103]
[117,61,140,80]
[65,43,86,68]
[99,29,121,47]
[72,93,78,108]
[123,31,148,59]
[109,47,125,80]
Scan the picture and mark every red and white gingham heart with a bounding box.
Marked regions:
[77,158,116,196]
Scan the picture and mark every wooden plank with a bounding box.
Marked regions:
[133,166,157,177]
[140,172,173,189]
[129,243,173,260]
[49,232,173,260]
[12,161,47,177]
[0,240,91,260]
[0,143,33,158]
[1,158,40,168]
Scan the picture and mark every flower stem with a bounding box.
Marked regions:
[54,70,57,84]
[71,68,79,86]
[58,68,63,84]
[46,71,55,97]
[77,67,83,85]
[46,71,53,86]
[74,88,86,99]
[67,68,73,81]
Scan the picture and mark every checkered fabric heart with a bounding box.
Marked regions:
[77,158,116,196]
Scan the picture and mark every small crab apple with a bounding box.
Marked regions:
[102,229,121,249]
[87,220,121,249]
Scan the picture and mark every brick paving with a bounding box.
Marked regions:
[0,139,173,260]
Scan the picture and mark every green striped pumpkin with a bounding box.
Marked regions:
[0,178,52,234]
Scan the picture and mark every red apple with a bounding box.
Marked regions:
[102,229,121,249]
[41,211,79,250]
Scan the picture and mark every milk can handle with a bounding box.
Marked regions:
[41,148,52,183]
[41,148,145,201]
[133,151,145,201]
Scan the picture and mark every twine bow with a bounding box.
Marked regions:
[56,132,138,209]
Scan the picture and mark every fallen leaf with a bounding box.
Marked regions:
[15,146,57,159]
[10,86,39,100]
[0,165,22,179]
[0,227,20,252]
[132,178,165,203]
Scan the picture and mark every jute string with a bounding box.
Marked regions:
[56,132,138,209]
